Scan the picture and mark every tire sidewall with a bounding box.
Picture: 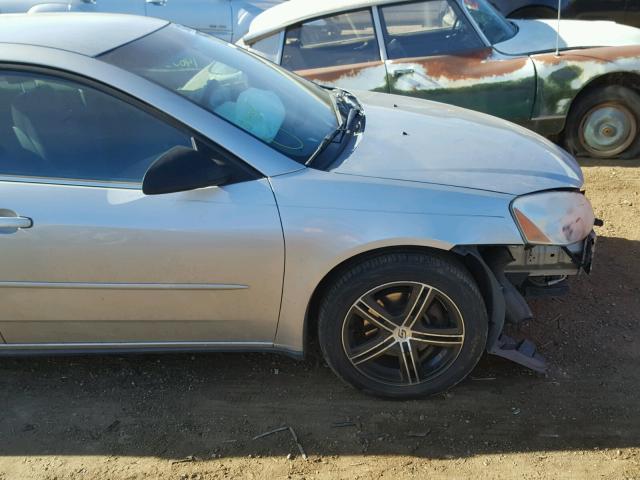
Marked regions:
[318,254,488,399]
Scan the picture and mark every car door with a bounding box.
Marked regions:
[280,8,389,93]
[144,0,233,41]
[0,68,284,346]
[377,0,536,123]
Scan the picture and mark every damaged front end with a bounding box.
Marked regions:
[455,190,599,373]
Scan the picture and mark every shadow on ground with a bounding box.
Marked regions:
[0,236,638,461]
[577,157,640,168]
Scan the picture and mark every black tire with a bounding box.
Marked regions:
[508,6,557,19]
[564,85,640,159]
[317,251,488,399]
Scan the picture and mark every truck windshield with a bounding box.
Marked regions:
[461,0,517,44]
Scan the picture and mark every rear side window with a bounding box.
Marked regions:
[0,71,192,183]
[380,0,484,59]
[282,9,380,71]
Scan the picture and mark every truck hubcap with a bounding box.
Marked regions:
[580,103,636,157]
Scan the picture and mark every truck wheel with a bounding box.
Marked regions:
[565,85,640,159]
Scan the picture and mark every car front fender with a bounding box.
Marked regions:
[269,168,523,352]
[531,45,640,125]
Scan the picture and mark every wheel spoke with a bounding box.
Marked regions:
[402,285,435,329]
[343,280,466,387]
[354,298,397,333]
[411,327,463,347]
[349,334,396,366]
[399,341,421,385]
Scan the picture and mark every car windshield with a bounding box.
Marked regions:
[461,0,517,44]
[100,24,338,165]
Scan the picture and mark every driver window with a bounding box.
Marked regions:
[0,71,193,183]
[379,0,484,59]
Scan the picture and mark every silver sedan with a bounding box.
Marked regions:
[0,13,597,398]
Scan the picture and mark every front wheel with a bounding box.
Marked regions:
[564,85,640,159]
[317,252,488,399]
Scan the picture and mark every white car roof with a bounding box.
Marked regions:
[0,13,168,57]
[244,0,402,43]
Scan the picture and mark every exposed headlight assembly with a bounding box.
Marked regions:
[511,191,595,246]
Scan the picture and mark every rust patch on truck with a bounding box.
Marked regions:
[295,61,389,93]
[534,44,640,65]
[531,45,640,120]
[386,48,536,122]
[295,49,530,86]
[295,61,386,84]
[389,48,529,81]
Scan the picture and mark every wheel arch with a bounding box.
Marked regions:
[563,71,640,133]
[301,244,500,351]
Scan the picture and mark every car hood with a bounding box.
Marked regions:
[495,19,640,55]
[332,91,583,196]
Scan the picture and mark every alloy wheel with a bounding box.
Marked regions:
[341,281,465,386]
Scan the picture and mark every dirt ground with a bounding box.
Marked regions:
[0,159,639,480]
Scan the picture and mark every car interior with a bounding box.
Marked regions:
[282,13,381,71]
[0,73,191,183]
[380,2,484,59]
[0,76,46,177]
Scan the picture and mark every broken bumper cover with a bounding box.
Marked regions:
[568,230,596,274]
[455,231,597,374]
[505,230,597,277]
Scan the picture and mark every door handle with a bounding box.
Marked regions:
[146,0,167,5]
[392,68,415,78]
[0,216,32,229]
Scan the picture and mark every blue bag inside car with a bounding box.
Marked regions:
[214,88,285,143]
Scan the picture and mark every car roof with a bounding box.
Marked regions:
[0,13,168,57]
[243,0,427,43]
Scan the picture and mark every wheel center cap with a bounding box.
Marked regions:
[601,125,616,138]
[394,326,411,342]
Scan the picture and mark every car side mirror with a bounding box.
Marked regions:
[142,146,229,195]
